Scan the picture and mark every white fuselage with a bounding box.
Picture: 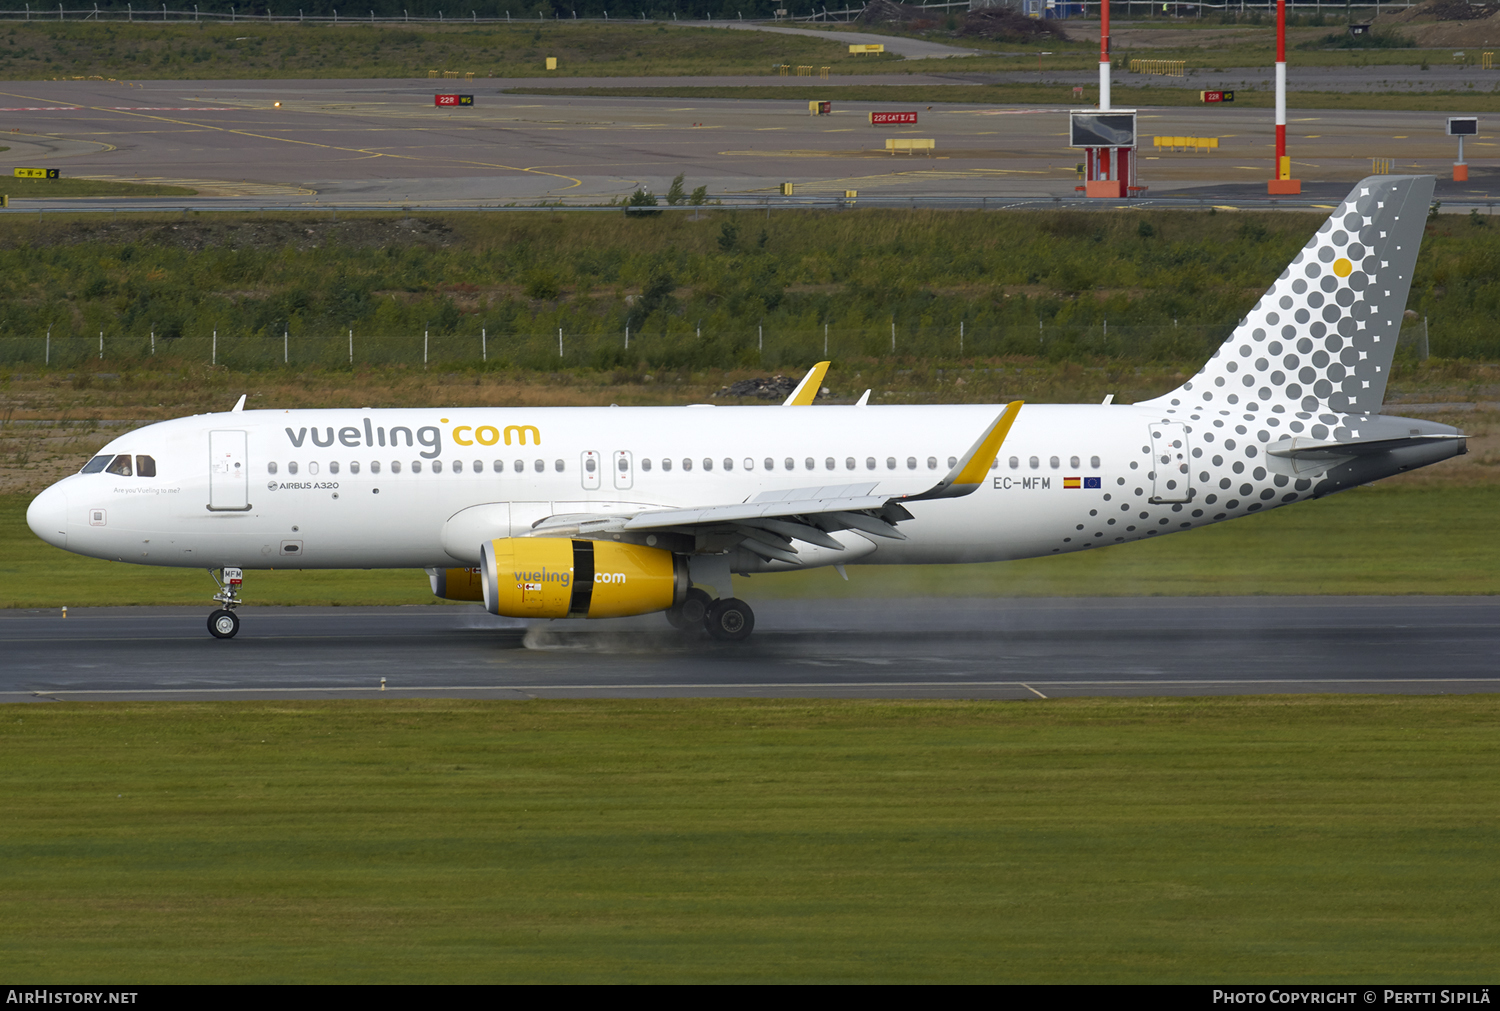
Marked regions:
[29,402,1245,573]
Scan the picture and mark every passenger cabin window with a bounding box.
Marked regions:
[866,457,876,470]
[764,458,774,471]
[81,455,112,474]
[268,461,279,475]
[662,459,673,472]
[555,459,565,473]
[431,460,442,474]
[288,462,299,475]
[1049,456,1060,469]
[682,458,692,471]
[1070,456,1081,469]
[105,454,132,477]
[845,457,855,471]
[514,460,524,473]
[1029,456,1040,469]
[927,457,937,470]
[825,457,835,471]
[947,456,957,469]
[329,461,340,475]
[1009,457,1019,469]
[452,460,462,473]
[641,458,652,472]
[906,457,917,470]
[703,458,714,472]
[1091,456,1101,468]
[804,458,814,471]
[391,461,401,474]
[371,461,381,474]
[309,462,320,475]
[533,460,544,473]
[724,458,733,471]
[350,461,361,474]
[136,455,156,477]
[887,457,896,470]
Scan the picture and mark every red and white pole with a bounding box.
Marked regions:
[1099,0,1111,112]
[1269,0,1301,194]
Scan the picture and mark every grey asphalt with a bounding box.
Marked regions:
[2,77,1497,210]
[2,597,1495,702]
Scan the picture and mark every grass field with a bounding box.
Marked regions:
[4,483,1496,608]
[0,177,197,198]
[1,695,1496,983]
[0,19,1485,82]
[510,82,1500,113]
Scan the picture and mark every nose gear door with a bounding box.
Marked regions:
[1148,421,1192,503]
[208,430,251,511]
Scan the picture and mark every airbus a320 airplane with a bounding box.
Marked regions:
[27,176,1466,641]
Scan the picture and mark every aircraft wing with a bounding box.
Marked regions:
[530,402,1022,565]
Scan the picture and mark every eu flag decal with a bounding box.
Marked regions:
[1063,477,1081,489]
[1083,476,1102,489]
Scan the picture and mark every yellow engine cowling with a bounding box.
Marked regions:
[479,537,687,619]
[428,567,485,601]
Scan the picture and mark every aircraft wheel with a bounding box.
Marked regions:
[208,608,240,639]
[704,597,754,642]
[665,587,712,630]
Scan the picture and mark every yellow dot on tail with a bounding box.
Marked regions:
[1333,258,1353,277]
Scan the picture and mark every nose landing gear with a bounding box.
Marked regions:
[207,566,244,639]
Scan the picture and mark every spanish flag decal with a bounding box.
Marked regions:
[1063,477,1081,489]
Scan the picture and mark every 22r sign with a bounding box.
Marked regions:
[435,94,475,107]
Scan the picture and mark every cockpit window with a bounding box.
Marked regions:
[104,454,133,477]
[81,455,112,474]
[135,455,156,478]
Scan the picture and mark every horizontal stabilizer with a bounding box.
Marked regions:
[1268,433,1465,460]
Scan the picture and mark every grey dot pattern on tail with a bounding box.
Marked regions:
[1144,175,1433,418]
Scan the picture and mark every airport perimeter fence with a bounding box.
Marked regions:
[0,321,1444,372]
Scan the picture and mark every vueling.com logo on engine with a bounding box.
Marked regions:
[513,568,628,589]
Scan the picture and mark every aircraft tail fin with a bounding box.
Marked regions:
[1141,175,1434,416]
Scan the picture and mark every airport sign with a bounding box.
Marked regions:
[870,111,917,125]
[435,94,474,107]
[13,167,59,179]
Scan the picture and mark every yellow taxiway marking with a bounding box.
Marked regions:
[1393,135,1409,139]
[0,88,584,191]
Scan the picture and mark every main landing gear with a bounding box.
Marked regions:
[207,566,244,639]
[665,587,755,642]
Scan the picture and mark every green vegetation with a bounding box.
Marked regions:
[0,176,196,198]
[0,207,1497,371]
[512,81,1500,113]
[5,484,1495,607]
[0,21,896,80]
[2,695,1497,982]
[0,18,1478,82]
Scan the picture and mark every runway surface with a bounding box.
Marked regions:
[3,596,1496,702]
[1,78,1496,208]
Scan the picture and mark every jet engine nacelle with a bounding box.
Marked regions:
[428,566,485,601]
[479,537,688,619]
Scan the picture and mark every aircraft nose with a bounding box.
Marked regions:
[26,483,68,550]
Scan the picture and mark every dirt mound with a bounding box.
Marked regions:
[714,375,810,401]
[858,0,1067,41]
[959,6,1068,40]
[1378,0,1499,23]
